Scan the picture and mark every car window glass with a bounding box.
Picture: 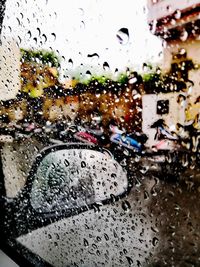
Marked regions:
[0,0,200,267]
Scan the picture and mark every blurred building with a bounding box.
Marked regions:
[143,0,200,146]
[147,0,200,102]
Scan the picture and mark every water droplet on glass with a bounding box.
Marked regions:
[64,159,70,167]
[180,30,188,41]
[144,190,149,200]
[80,21,85,29]
[139,165,149,174]
[101,233,108,242]
[51,32,56,41]
[83,238,89,247]
[103,62,110,71]
[116,28,129,45]
[78,8,84,16]
[181,153,189,167]
[81,161,86,168]
[42,34,47,43]
[86,70,92,78]
[16,18,20,26]
[54,241,58,247]
[166,5,172,12]
[111,173,116,179]
[68,58,73,68]
[126,256,134,266]
[17,36,22,44]
[122,200,131,212]
[37,27,41,36]
[33,37,37,44]
[152,237,159,246]
[174,9,181,19]
[48,233,52,240]
[87,53,99,60]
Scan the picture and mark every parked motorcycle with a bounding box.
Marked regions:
[109,124,148,156]
[149,119,199,178]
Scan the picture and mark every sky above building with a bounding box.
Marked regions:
[2,0,163,79]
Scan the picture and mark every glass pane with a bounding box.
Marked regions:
[0,0,199,267]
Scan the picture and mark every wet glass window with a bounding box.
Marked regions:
[0,0,200,267]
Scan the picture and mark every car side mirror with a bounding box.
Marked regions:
[28,143,130,214]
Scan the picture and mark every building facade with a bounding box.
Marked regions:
[143,0,200,146]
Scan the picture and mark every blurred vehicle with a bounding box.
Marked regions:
[109,124,148,154]
[150,119,180,151]
[149,118,200,178]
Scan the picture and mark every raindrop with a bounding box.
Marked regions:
[51,32,56,41]
[78,8,84,16]
[144,190,149,200]
[80,21,85,29]
[83,238,89,247]
[179,48,186,55]
[16,18,20,26]
[55,233,60,240]
[181,153,189,167]
[87,53,99,59]
[68,58,73,68]
[33,37,37,44]
[111,173,116,179]
[104,233,109,241]
[126,256,134,266]
[102,62,109,71]
[48,233,52,240]
[116,28,129,45]
[96,236,101,242]
[37,27,41,36]
[121,200,131,212]
[54,12,57,19]
[139,165,149,174]
[42,34,47,43]
[152,237,159,246]
[135,177,141,187]
[180,30,188,41]
[81,161,86,168]
[86,70,92,78]
[166,5,172,12]
[174,9,181,19]
[64,159,70,167]
[17,36,22,44]
[166,153,172,163]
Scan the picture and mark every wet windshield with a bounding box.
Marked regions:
[0,0,200,267]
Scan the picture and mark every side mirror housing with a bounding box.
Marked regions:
[28,143,130,214]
